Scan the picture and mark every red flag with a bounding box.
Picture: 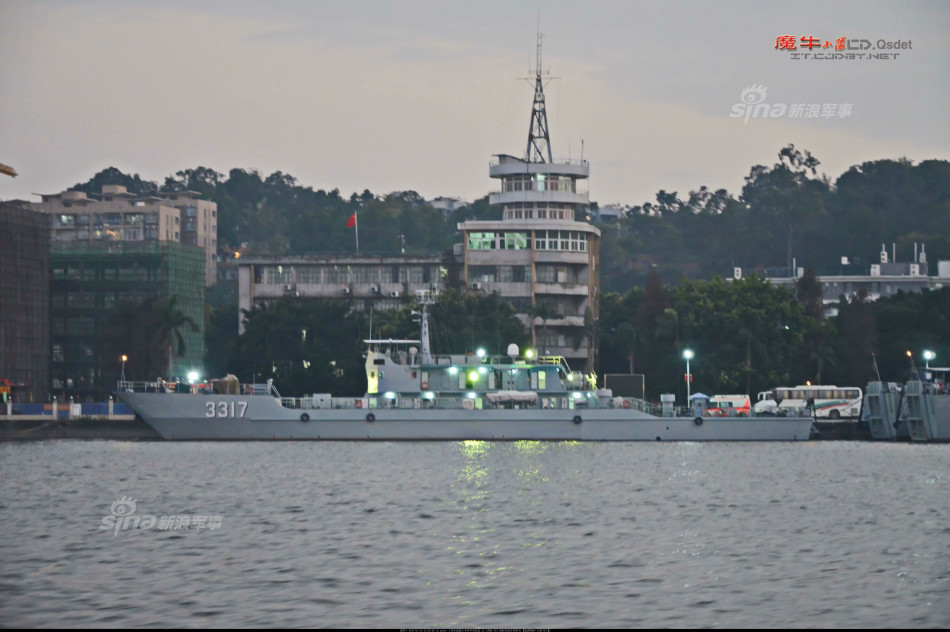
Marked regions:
[346,212,356,228]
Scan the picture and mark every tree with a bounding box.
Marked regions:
[795,268,835,382]
[529,301,561,354]
[101,295,198,381]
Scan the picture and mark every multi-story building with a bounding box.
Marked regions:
[0,201,50,403]
[32,185,218,286]
[457,37,600,370]
[237,255,445,333]
[50,241,205,399]
[759,244,950,316]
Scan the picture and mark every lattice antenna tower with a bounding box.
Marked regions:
[524,27,554,164]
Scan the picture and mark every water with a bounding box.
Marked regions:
[1,441,947,628]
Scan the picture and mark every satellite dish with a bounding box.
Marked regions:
[507,343,520,359]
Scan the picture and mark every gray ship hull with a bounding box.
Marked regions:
[118,392,814,441]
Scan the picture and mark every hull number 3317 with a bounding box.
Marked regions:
[205,401,248,418]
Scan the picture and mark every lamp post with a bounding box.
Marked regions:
[683,349,694,402]
[923,350,935,370]
[120,355,128,382]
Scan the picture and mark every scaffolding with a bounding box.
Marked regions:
[50,241,205,399]
[0,203,50,403]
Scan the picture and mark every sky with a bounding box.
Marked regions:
[1,0,948,207]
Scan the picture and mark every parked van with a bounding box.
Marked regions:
[706,394,752,417]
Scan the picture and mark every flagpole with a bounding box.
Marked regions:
[355,210,359,254]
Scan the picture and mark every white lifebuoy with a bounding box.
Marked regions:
[622,400,631,409]
[421,381,429,390]
[355,399,362,409]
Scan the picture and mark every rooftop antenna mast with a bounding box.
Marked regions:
[525,22,553,164]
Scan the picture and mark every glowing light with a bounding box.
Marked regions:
[923,350,935,369]
[187,371,199,384]
[468,371,479,382]
[525,349,534,359]
[467,392,477,398]
[567,374,574,381]
[448,366,458,375]
[476,348,486,358]
[478,366,487,375]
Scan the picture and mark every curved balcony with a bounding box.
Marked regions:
[490,158,589,179]
[489,190,590,207]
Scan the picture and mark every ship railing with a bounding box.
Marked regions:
[116,380,182,393]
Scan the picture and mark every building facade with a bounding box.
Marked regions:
[237,255,445,333]
[50,241,205,399]
[32,185,218,286]
[457,37,600,370]
[760,245,950,316]
[0,202,50,403]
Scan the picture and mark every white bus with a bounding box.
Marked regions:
[755,385,863,419]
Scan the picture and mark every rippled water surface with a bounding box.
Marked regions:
[1,441,948,628]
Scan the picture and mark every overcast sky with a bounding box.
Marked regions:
[1,0,947,207]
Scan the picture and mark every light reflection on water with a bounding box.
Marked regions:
[0,440,948,628]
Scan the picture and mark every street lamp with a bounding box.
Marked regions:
[683,349,694,402]
[923,350,935,369]
[120,355,128,382]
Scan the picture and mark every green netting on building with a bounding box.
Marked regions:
[50,241,205,398]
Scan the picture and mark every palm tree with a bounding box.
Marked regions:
[149,295,199,377]
[104,295,198,380]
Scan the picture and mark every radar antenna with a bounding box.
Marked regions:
[524,27,553,164]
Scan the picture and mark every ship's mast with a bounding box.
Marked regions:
[524,29,553,164]
[417,290,435,365]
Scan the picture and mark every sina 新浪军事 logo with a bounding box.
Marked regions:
[99,496,223,536]
[729,85,853,124]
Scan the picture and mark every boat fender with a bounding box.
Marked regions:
[366,413,375,422]
[573,415,582,424]
[301,413,310,422]
[421,381,429,390]
[622,400,631,409]
[694,416,703,426]
[355,400,362,409]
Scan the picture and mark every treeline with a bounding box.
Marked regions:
[74,145,950,293]
[73,166,496,257]
[204,289,529,397]
[70,146,950,398]
[202,274,949,399]
[598,145,950,290]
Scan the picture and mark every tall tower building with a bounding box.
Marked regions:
[458,33,600,370]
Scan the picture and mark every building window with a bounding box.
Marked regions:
[324,266,349,284]
[499,232,528,250]
[467,232,496,250]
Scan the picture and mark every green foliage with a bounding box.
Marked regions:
[71,167,159,197]
[229,298,368,397]
[428,289,529,357]
[73,148,950,400]
[101,295,198,380]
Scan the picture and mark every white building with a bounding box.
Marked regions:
[456,36,600,370]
